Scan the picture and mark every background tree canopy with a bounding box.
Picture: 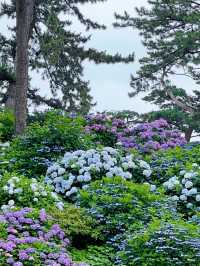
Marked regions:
[0,0,134,115]
[114,0,200,140]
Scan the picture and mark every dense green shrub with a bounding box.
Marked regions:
[0,109,14,142]
[70,245,114,266]
[5,111,93,177]
[155,163,200,216]
[118,219,200,266]
[146,144,200,184]
[78,177,174,253]
[0,173,64,211]
[49,204,101,247]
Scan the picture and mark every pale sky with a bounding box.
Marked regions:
[0,0,197,114]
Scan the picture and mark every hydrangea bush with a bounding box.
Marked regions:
[0,208,87,266]
[0,174,64,212]
[85,115,186,152]
[77,177,176,264]
[146,144,200,183]
[162,164,200,214]
[5,111,93,178]
[118,220,200,266]
[118,119,186,152]
[85,114,125,147]
[45,147,152,198]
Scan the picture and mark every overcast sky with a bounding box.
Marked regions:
[0,0,197,114]
[74,0,152,113]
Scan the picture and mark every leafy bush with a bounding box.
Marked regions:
[147,144,200,184]
[0,173,64,212]
[45,147,152,199]
[117,119,186,152]
[70,245,114,266]
[5,111,93,177]
[0,109,14,142]
[85,115,186,152]
[0,208,87,265]
[118,220,200,266]
[78,177,174,253]
[85,114,124,147]
[49,205,101,247]
[162,164,200,215]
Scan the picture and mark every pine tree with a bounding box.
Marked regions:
[0,0,134,133]
[114,0,200,133]
[141,107,200,142]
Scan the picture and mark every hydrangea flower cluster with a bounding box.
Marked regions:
[163,164,200,212]
[85,115,186,152]
[85,114,126,133]
[117,119,186,152]
[0,175,64,211]
[45,147,152,198]
[0,208,87,266]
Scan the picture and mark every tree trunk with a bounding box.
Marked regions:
[15,0,34,135]
[5,82,16,111]
[185,127,193,142]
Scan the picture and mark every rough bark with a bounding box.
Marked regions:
[5,82,16,111]
[15,0,34,134]
[185,127,193,142]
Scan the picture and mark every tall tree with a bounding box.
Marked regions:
[141,107,200,142]
[0,0,134,133]
[15,0,34,134]
[114,0,200,140]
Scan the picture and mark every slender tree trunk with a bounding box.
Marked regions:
[15,0,34,134]
[185,127,193,142]
[5,82,16,111]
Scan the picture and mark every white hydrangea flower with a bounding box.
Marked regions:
[41,191,48,197]
[58,167,65,176]
[182,178,186,185]
[163,181,169,189]
[195,195,200,202]
[82,185,89,190]
[139,160,150,169]
[106,172,113,178]
[171,195,179,202]
[8,200,15,206]
[186,203,193,209]
[150,185,156,192]
[70,187,78,194]
[180,170,186,176]
[14,188,23,194]
[143,169,152,178]
[182,188,189,195]
[168,182,175,190]
[180,195,187,201]
[122,162,129,170]
[185,181,193,189]
[8,188,14,195]
[11,176,20,183]
[33,198,38,202]
[77,175,84,182]
[123,172,132,179]
[188,188,198,196]
[51,192,59,200]
[56,201,64,211]
[184,172,194,179]
[30,183,38,192]
[128,161,136,168]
